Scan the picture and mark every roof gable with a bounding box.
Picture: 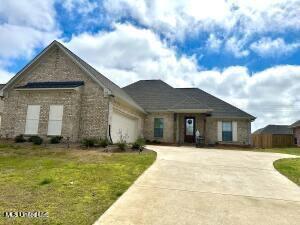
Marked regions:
[0,40,145,113]
[290,120,300,128]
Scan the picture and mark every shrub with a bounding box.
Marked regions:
[30,136,43,145]
[98,138,109,148]
[50,136,63,144]
[132,137,146,150]
[117,142,127,151]
[15,134,26,143]
[81,138,97,148]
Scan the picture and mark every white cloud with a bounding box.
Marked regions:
[206,34,223,52]
[250,37,300,57]
[65,23,198,86]
[0,0,60,82]
[65,24,300,131]
[103,0,300,56]
[225,37,249,58]
[61,0,97,14]
[0,68,14,84]
[0,0,60,62]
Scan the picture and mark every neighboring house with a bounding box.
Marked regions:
[290,120,300,147]
[0,40,255,145]
[252,125,294,148]
[0,84,4,129]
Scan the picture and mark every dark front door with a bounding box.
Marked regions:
[184,117,195,143]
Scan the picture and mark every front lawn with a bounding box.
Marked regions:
[274,158,300,186]
[0,144,156,225]
[218,147,300,156]
[251,147,300,156]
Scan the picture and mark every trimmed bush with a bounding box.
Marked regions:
[98,138,109,148]
[132,137,145,150]
[81,138,97,148]
[50,136,63,144]
[117,142,127,151]
[30,136,43,145]
[15,135,26,143]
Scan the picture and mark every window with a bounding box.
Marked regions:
[154,118,164,138]
[48,105,64,136]
[25,105,40,135]
[222,122,232,142]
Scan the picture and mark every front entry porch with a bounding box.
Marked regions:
[174,113,209,145]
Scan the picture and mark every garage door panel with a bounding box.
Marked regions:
[111,111,138,143]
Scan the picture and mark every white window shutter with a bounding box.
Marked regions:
[25,105,40,135]
[232,121,238,142]
[48,105,64,136]
[217,121,222,141]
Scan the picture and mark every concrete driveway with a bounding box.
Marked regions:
[95,146,300,225]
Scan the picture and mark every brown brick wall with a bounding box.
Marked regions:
[206,118,251,145]
[143,113,251,145]
[1,46,109,141]
[294,127,300,146]
[144,112,174,143]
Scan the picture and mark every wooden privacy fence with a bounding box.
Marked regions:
[252,134,294,148]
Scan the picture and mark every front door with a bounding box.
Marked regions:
[184,117,195,143]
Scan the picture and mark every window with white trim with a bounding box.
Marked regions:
[25,105,40,135]
[222,122,233,142]
[47,105,64,136]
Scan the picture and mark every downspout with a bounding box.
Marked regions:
[107,93,114,144]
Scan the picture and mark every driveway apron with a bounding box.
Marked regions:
[94,146,300,225]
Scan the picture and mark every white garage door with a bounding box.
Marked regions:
[111,111,138,143]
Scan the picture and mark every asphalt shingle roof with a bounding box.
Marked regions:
[0,84,5,90]
[290,120,300,128]
[16,81,84,89]
[123,80,255,119]
[177,88,255,119]
[123,80,211,112]
[253,125,293,135]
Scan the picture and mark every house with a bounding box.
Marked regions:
[0,40,255,145]
[0,84,4,129]
[290,120,300,147]
[252,125,294,148]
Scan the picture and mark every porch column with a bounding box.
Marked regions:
[175,113,180,145]
[203,116,207,145]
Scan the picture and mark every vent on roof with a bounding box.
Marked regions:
[16,81,84,89]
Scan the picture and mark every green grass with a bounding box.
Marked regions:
[252,147,300,156]
[218,147,300,156]
[274,158,300,186]
[0,144,156,225]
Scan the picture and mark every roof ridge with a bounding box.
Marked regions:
[170,89,211,110]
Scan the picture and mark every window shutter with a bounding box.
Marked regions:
[217,121,222,141]
[48,105,64,136]
[232,121,238,142]
[25,105,40,135]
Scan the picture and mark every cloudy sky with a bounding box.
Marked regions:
[0,0,300,130]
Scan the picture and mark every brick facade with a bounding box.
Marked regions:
[1,46,109,142]
[206,118,251,145]
[144,112,174,143]
[0,43,252,145]
[144,112,251,145]
[294,127,300,146]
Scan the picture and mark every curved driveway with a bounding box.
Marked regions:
[95,146,300,225]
